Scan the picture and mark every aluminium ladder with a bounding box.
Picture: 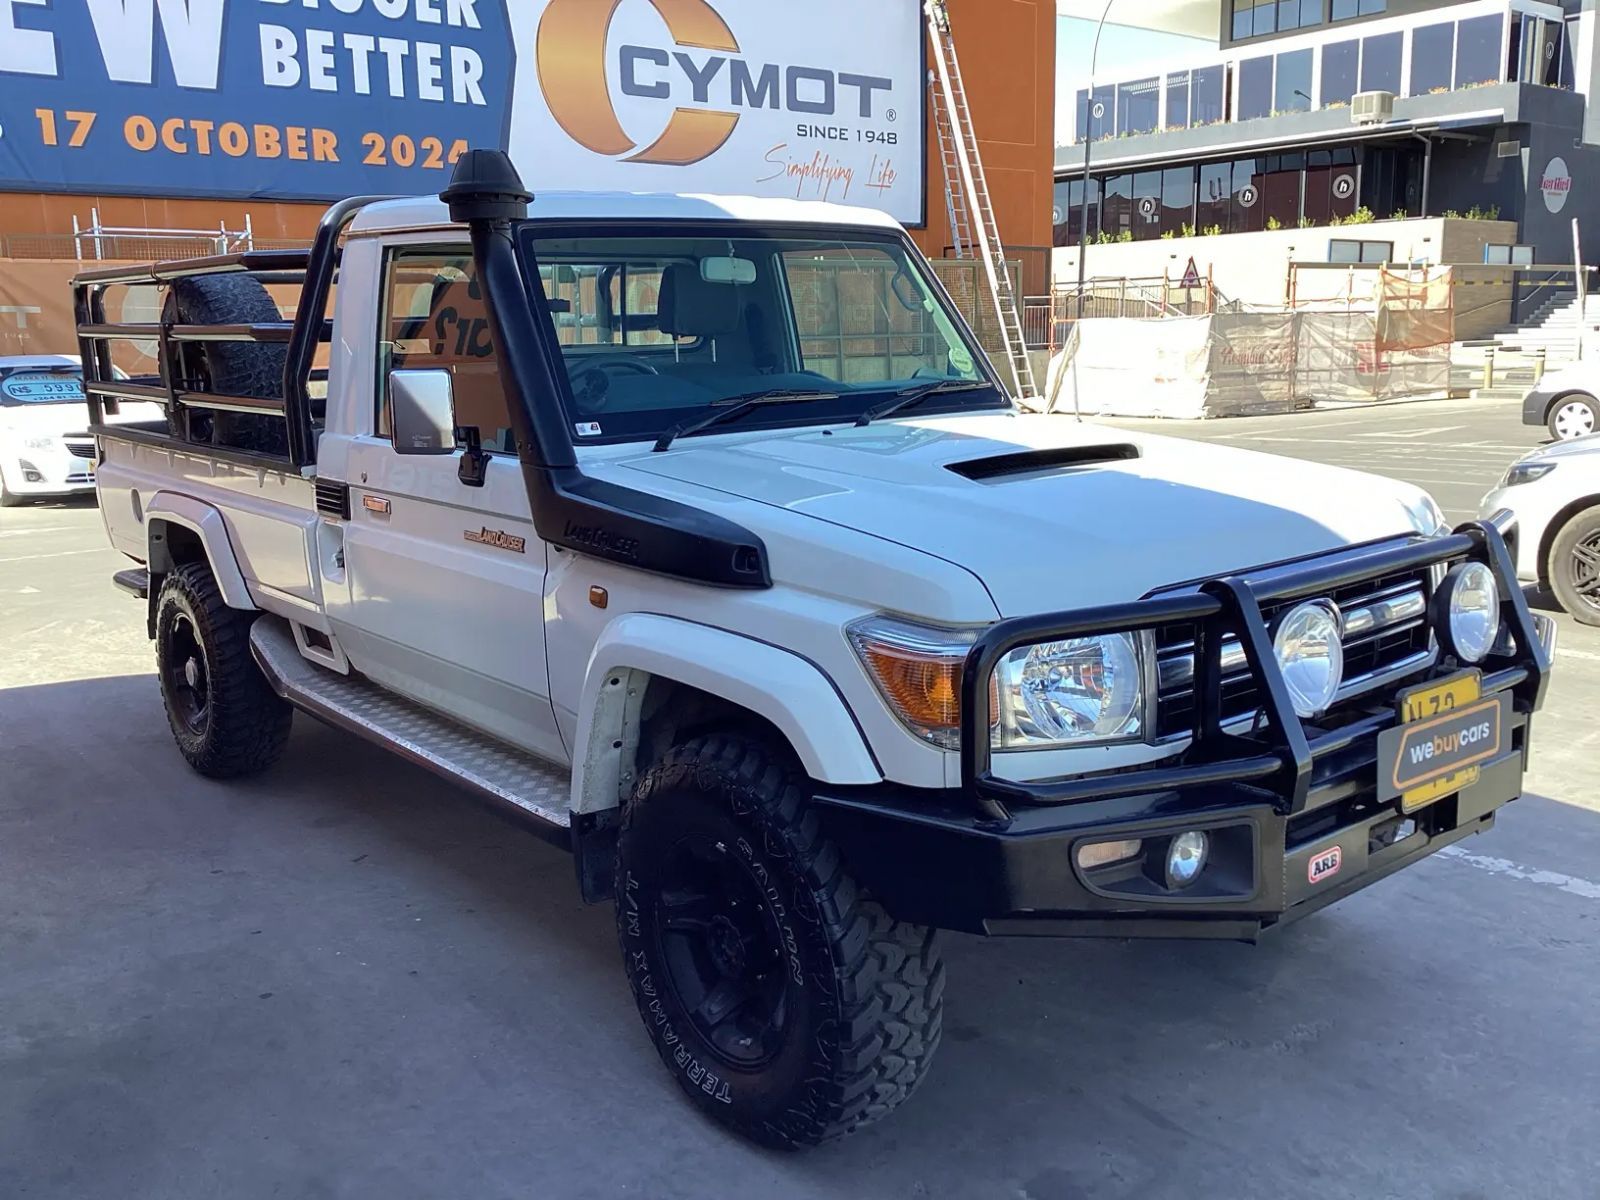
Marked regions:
[929,71,975,260]
[924,0,1039,400]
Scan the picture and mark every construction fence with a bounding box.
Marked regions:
[1037,267,1454,418]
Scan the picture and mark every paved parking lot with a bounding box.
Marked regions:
[3,399,1598,1200]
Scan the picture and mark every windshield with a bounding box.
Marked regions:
[0,366,86,407]
[517,225,1003,445]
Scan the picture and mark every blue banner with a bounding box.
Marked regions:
[0,0,516,200]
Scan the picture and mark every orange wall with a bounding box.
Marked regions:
[910,0,1057,293]
[4,4,1055,277]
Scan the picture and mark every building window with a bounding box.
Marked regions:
[1329,239,1394,264]
[1233,158,1265,233]
[1410,24,1455,96]
[1103,174,1133,238]
[1192,65,1227,125]
[1360,31,1402,93]
[1275,48,1313,113]
[1512,16,1562,87]
[1133,171,1163,240]
[1455,15,1504,88]
[1199,162,1231,232]
[1238,0,1277,38]
[1239,56,1273,121]
[1162,167,1196,235]
[1117,77,1160,136]
[1322,39,1358,107]
[1332,0,1384,20]
[1165,72,1191,131]
[1263,153,1303,228]
[1484,244,1535,266]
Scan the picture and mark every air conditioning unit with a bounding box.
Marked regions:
[1351,90,1395,125]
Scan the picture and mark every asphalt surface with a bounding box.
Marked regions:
[3,398,1599,1200]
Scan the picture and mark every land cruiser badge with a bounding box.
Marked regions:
[465,527,527,554]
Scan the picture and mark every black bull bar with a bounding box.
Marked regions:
[956,518,1551,822]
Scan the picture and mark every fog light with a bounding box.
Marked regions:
[20,459,44,483]
[1075,838,1143,871]
[1165,831,1209,889]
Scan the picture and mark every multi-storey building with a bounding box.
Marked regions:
[1055,0,1593,261]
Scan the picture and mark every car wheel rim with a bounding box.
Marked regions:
[163,612,210,734]
[653,834,791,1069]
[1569,533,1600,612]
[1554,401,1596,440]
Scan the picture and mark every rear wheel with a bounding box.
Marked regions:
[1548,506,1600,627]
[155,562,292,777]
[616,735,943,1148]
[1547,394,1599,442]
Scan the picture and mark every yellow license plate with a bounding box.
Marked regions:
[1394,670,1484,812]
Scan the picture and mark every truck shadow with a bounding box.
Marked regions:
[4,673,1597,1200]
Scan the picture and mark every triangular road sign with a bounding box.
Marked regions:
[1180,256,1203,289]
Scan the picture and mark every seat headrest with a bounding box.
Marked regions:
[659,263,741,338]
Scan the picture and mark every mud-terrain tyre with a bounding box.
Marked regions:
[167,274,290,456]
[616,734,943,1149]
[1548,504,1600,627]
[155,562,292,778]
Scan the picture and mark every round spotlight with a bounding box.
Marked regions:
[1166,831,1210,889]
[1273,600,1345,719]
[1443,562,1501,664]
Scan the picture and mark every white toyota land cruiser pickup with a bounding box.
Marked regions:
[77,152,1554,1148]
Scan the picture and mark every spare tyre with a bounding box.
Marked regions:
[168,274,290,457]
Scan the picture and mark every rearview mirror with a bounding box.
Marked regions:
[389,369,456,455]
[700,256,757,285]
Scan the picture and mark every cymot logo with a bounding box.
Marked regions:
[536,0,893,167]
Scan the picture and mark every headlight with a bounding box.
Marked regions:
[1402,492,1447,536]
[1504,461,1556,487]
[847,617,1147,751]
[847,615,979,749]
[22,436,56,450]
[993,633,1145,749]
[1441,562,1500,663]
[1273,600,1344,719]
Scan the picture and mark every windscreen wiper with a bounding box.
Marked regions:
[653,389,840,452]
[855,379,994,427]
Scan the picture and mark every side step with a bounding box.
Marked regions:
[113,567,150,599]
[249,617,573,839]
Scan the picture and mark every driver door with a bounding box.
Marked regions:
[329,245,566,764]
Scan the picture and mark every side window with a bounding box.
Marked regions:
[377,248,516,454]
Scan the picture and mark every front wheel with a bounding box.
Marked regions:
[1548,505,1600,627]
[1548,394,1599,442]
[616,735,944,1148]
[0,469,24,508]
[155,562,293,777]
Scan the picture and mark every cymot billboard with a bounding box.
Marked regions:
[0,0,927,225]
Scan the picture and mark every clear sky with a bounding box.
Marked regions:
[1056,16,1213,146]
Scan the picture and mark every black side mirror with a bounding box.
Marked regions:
[457,426,489,488]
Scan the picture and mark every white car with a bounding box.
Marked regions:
[0,355,158,506]
[74,154,1555,1148]
[1522,361,1600,442]
[1480,433,1600,625]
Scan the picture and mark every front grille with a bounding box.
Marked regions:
[1155,567,1437,738]
[64,440,96,459]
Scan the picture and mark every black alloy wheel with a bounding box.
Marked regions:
[653,833,792,1069]
[162,609,211,736]
[1549,506,1600,628]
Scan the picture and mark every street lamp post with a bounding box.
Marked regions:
[1065,0,1116,420]
[1074,0,1117,327]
